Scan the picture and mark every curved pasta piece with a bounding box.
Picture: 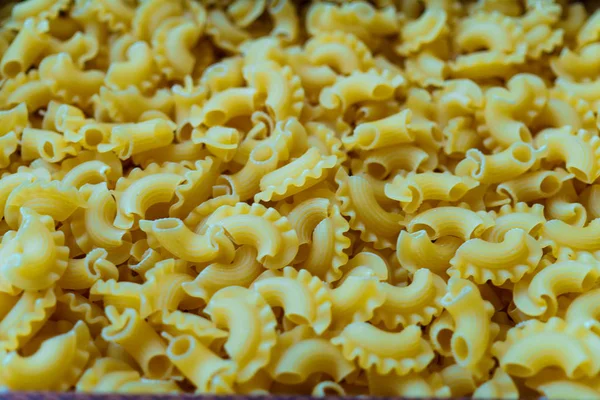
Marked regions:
[205,286,277,383]
[482,73,546,150]
[441,278,496,370]
[61,161,111,189]
[0,321,93,390]
[89,280,143,311]
[546,180,587,227]
[529,377,600,399]
[202,202,299,270]
[455,143,540,184]
[131,0,184,41]
[166,334,235,393]
[4,180,84,229]
[55,292,108,337]
[0,169,51,222]
[492,317,600,378]
[336,168,402,249]
[345,109,414,151]
[243,62,304,121]
[98,119,175,160]
[513,254,600,320]
[21,128,78,163]
[139,219,234,264]
[0,132,17,169]
[449,228,542,285]
[191,127,239,162]
[319,69,403,112]
[372,269,446,329]
[0,208,68,291]
[396,230,462,277]
[331,323,434,375]
[535,127,600,184]
[206,9,250,53]
[9,0,71,29]
[305,31,373,75]
[198,87,256,127]
[105,41,160,92]
[0,70,53,112]
[385,172,478,213]
[368,370,451,398]
[199,56,244,94]
[253,267,332,334]
[565,288,600,335]
[152,17,202,81]
[255,148,337,202]
[0,287,57,351]
[102,306,173,380]
[113,164,186,230]
[227,0,266,27]
[0,18,50,78]
[268,0,299,43]
[397,8,448,55]
[93,86,174,123]
[183,194,240,232]
[541,218,600,258]
[472,368,518,399]
[58,248,118,290]
[170,157,221,219]
[57,150,123,183]
[428,311,455,357]
[149,310,228,347]
[483,202,545,242]
[268,327,354,384]
[330,276,386,329]
[496,168,573,204]
[407,206,494,241]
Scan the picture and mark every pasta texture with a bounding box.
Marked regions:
[0,0,599,397]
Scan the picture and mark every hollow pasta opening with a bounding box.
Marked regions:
[512,144,533,164]
[42,141,56,160]
[437,328,453,354]
[251,144,275,163]
[539,175,561,195]
[2,61,22,78]
[452,335,470,362]
[84,128,104,147]
[371,84,393,100]
[147,354,172,379]
[153,218,182,230]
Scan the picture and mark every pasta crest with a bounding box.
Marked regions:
[152,17,203,81]
[526,371,600,399]
[385,172,478,213]
[105,41,161,92]
[149,310,228,347]
[407,206,494,241]
[336,167,402,249]
[268,325,355,384]
[170,158,222,219]
[305,32,374,75]
[166,334,236,393]
[243,62,304,121]
[204,286,277,383]
[565,288,600,335]
[483,202,546,242]
[449,228,543,285]
[396,230,462,277]
[58,248,118,291]
[331,323,434,376]
[252,266,332,334]
[0,321,94,391]
[513,253,600,320]
[89,279,143,313]
[206,9,250,53]
[227,0,266,27]
[472,368,519,399]
[202,202,299,269]
[496,168,573,204]
[0,287,57,351]
[93,86,174,123]
[102,306,174,380]
[98,118,175,160]
[21,128,78,163]
[535,127,600,184]
[344,109,415,151]
[0,18,49,79]
[440,278,497,371]
[319,69,404,112]
[330,275,386,329]
[8,0,71,29]
[541,218,600,258]
[55,292,108,337]
[396,8,448,55]
[199,87,257,127]
[492,317,600,378]
[191,126,239,162]
[255,148,337,202]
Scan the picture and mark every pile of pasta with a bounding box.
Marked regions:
[3,0,600,397]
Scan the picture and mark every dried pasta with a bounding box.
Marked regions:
[0,0,599,397]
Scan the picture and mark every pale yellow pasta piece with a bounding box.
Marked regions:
[0,132,18,169]
[0,102,29,137]
[243,62,304,121]
[170,158,222,219]
[166,334,235,393]
[149,309,228,348]
[8,0,71,29]
[268,0,299,43]
[131,0,184,41]
[284,47,337,102]
[372,268,446,329]
[227,0,266,27]
[344,109,414,151]
[319,69,403,112]
[305,31,374,75]
[105,41,160,92]
[132,141,207,169]
[535,127,600,184]
[483,202,546,242]
[332,323,434,375]
[311,381,346,397]
[428,311,455,357]
[0,321,94,391]
[407,206,494,240]
[89,279,142,312]
[527,371,600,400]
[496,168,573,203]
[93,86,173,123]
[197,87,257,127]
[199,56,245,94]
[140,219,234,264]
[202,202,299,270]
[253,267,331,334]
[368,370,451,398]
[550,43,600,82]
[98,119,175,160]
[579,184,600,220]
[206,9,250,52]
[102,306,173,380]
[55,292,108,337]
[577,9,600,47]
[0,70,53,112]
[439,363,478,397]
[4,180,85,229]
[0,287,57,351]
[449,228,542,285]
[21,128,78,163]
[330,275,385,329]
[205,286,277,383]
[267,325,354,384]
[492,317,600,378]
[191,126,239,162]
[513,253,600,320]
[152,17,203,81]
[541,218,600,258]
[473,368,519,399]
[565,288,600,335]
[0,167,51,221]
[546,180,587,227]
[441,278,497,370]
[336,168,402,249]
[396,230,462,277]
[397,8,448,55]
[1,18,49,78]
